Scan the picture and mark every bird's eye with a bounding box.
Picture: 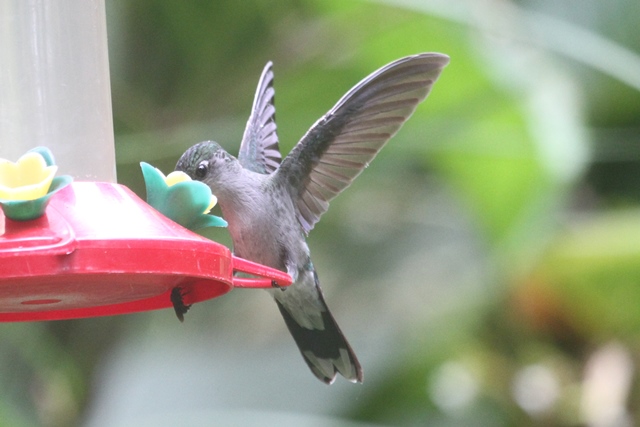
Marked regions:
[195,161,208,179]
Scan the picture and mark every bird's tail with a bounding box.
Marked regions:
[274,271,363,384]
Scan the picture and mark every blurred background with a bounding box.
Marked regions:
[2,0,640,425]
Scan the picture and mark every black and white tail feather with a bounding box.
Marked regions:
[275,270,362,384]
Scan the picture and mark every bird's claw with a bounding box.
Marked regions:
[171,286,192,322]
[271,280,286,291]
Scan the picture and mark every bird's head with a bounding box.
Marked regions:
[175,141,238,188]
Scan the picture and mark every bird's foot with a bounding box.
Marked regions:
[271,280,286,291]
[171,287,192,322]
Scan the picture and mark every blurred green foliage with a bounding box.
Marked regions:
[2,0,640,426]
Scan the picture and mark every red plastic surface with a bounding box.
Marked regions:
[0,182,291,322]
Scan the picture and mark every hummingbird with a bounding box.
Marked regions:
[175,53,449,384]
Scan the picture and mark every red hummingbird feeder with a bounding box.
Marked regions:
[0,2,291,322]
[0,181,291,322]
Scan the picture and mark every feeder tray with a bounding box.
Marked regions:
[0,182,291,322]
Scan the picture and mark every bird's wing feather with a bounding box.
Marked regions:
[238,61,282,174]
[276,53,449,234]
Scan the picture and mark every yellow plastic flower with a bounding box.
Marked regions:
[0,152,58,201]
[159,168,217,214]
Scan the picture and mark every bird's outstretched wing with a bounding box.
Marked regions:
[276,53,449,234]
[238,61,282,174]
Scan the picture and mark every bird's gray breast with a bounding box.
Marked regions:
[221,176,306,273]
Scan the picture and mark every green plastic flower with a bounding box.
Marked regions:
[0,147,72,221]
[140,162,227,230]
